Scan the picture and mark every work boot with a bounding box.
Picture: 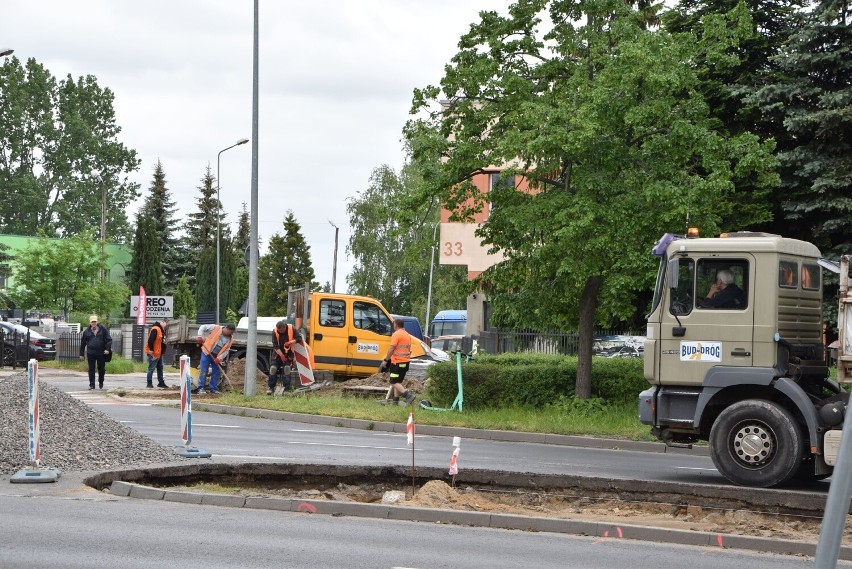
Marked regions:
[404,390,416,405]
[146,383,153,389]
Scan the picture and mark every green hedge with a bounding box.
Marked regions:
[423,353,647,409]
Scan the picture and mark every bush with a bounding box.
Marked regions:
[424,353,646,410]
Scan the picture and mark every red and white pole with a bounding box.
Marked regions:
[27,359,40,467]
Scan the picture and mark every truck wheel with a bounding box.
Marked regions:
[709,399,804,488]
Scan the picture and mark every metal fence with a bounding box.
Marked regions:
[0,329,32,369]
[56,330,125,362]
[477,328,642,357]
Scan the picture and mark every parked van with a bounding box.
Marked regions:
[288,286,431,377]
[391,315,425,341]
[429,310,467,337]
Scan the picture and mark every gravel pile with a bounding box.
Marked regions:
[0,372,186,475]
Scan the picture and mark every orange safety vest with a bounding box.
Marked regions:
[144,324,165,358]
[390,328,412,364]
[273,324,295,360]
[202,326,235,358]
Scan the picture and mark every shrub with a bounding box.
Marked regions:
[424,353,646,410]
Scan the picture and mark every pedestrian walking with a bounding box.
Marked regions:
[79,315,112,390]
[145,320,169,388]
[195,323,235,395]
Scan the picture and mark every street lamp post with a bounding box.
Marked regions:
[425,222,440,334]
[216,138,249,323]
[328,220,339,293]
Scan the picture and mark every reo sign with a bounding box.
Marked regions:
[130,296,173,318]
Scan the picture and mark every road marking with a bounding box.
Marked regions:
[290,428,430,439]
[676,466,717,472]
[192,423,241,428]
[285,441,414,451]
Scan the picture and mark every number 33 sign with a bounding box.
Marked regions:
[443,241,463,256]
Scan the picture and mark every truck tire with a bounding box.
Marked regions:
[709,399,804,488]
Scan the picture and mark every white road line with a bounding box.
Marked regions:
[676,466,717,472]
[286,441,414,451]
[192,423,241,428]
[290,428,430,438]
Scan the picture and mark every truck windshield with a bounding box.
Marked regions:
[649,257,666,316]
[432,321,467,336]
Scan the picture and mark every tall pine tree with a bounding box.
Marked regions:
[127,213,163,296]
[258,211,315,315]
[231,203,250,314]
[183,166,229,290]
[752,0,852,257]
[142,160,181,293]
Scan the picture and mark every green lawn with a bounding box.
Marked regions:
[213,392,653,440]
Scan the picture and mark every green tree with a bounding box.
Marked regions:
[346,164,468,322]
[173,275,196,319]
[184,166,227,291]
[127,213,163,296]
[142,160,181,292]
[752,0,852,258]
[664,0,808,233]
[406,0,778,397]
[231,203,250,315]
[0,243,14,309]
[258,211,315,315]
[9,234,128,319]
[0,57,140,240]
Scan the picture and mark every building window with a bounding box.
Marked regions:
[489,172,515,211]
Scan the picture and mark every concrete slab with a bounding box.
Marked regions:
[245,496,294,511]
[163,490,204,505]
[109,480,133,497]
[128,485,165,500]
[200,493,246,508]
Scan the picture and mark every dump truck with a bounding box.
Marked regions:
[163,317,279,374]
[640,231,851,487]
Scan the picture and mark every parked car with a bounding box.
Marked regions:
[430,335,473,355]
[592,335,644,358]
[0,322,57,365]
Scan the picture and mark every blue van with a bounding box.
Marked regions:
[429,310,467,337]
[390,315,425,341]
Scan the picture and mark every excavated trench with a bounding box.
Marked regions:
[84,461,842,544]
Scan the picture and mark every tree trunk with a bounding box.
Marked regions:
[575,275,602,399]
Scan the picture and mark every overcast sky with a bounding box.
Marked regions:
[3,0,508,290]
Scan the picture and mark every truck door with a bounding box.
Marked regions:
[311,297,349,374]
[348,300,393,375]
[658,254,755,385]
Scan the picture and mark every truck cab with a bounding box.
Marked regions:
[641,231,848,487]
[288,285,430,377]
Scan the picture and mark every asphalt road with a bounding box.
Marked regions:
[0,492,842,569]
[0,368,842,568]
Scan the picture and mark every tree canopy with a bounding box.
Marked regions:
[258,211,315,315]
[0,56,140,241]
[406,0,778,396]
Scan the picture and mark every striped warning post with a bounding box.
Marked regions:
[179,355,192,445]
[292,342,314,386]
[27,360,40,467]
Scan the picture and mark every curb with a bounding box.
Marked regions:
[190,402,709,456]
[108,479,848,560]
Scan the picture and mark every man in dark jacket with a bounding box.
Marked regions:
[79,314,113,390]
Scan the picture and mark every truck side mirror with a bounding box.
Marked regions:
[667,258,679,289]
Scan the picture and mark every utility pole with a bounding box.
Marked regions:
[329,220,339,293]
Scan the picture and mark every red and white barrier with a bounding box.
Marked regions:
[293,342,314,386]
[449,436,461,475]
[179,355,192,446]
[27,359,40,467]
[407,412,415,446]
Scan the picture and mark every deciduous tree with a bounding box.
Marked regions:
[0,57,140,240]
[406,0,778,397]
